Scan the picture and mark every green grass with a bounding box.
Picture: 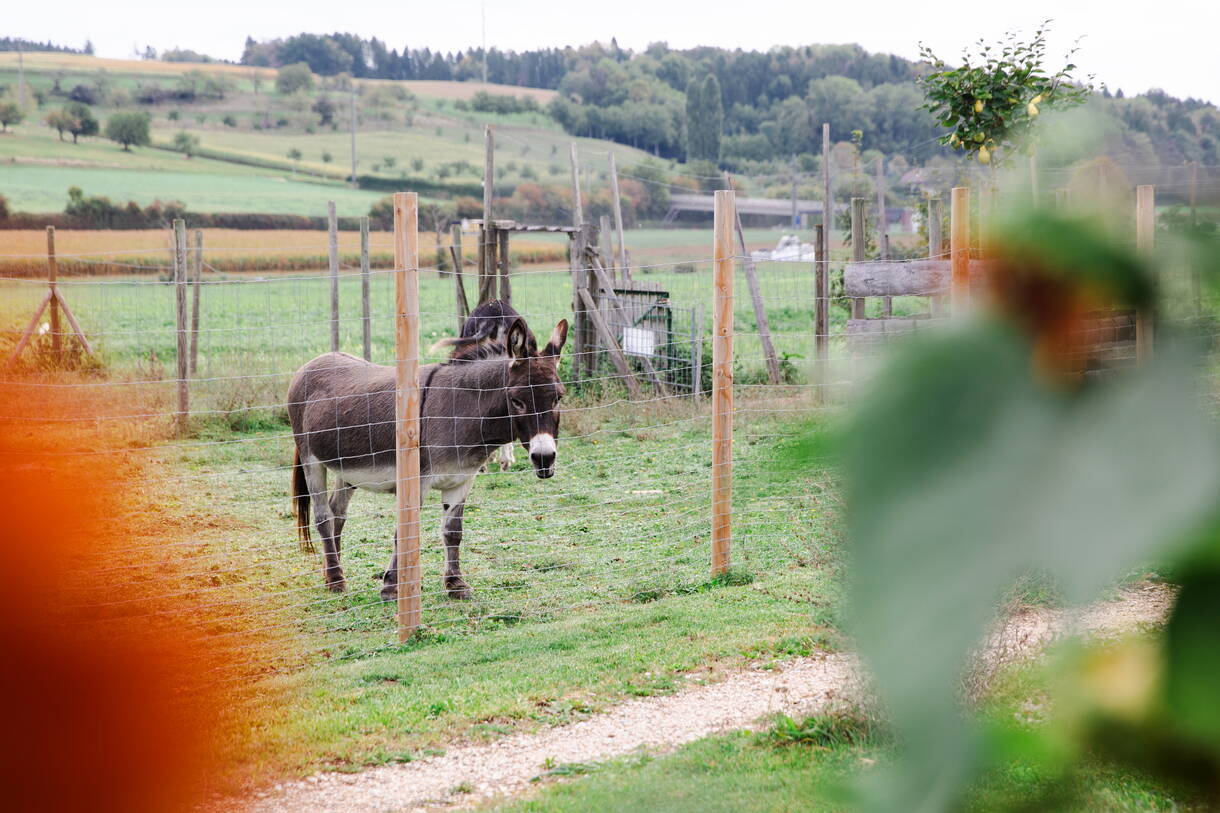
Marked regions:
[488,719,877,812]
[480,678,1202,813]
[152,398,842,788]
[0,162,387,215]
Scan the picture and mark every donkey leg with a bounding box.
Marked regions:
[497,443,516,472]
[301,457,345,592]
[442,480,476,600]
[329,479,356,550]
[380,529,398,603]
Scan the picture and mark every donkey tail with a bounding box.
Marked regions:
[291,447,315,553]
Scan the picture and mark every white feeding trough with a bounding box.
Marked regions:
[750,234,817,262]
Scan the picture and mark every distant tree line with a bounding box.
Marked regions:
[0,37,92,54]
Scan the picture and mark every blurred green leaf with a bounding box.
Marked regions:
[844,321,1220,811]
[1163,571,1220,747]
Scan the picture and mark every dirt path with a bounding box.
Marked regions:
[244,582,1174,813]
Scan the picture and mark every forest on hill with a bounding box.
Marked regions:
[228,34,1218,171]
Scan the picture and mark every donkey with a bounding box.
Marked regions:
[287,317,568,600]
[437,300,536,472]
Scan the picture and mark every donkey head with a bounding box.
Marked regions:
[505,318,568,479]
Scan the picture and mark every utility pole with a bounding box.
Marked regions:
[790,156,799,228]
[349,85,358,188]
[481,0,489,84]
[17,43,26,108]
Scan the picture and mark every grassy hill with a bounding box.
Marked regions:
[0,53,653,218]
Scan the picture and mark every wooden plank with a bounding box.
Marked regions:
[578,288,641,398]
[608,152,629,281]
[54,293,93,357]
[47,226,60,360]
[173,219,189,436]
[393,191,422,640]
[950,187,970,315]
[1136,185,1155,363]
[569,146,588,379]
[711,190,734,577]
[190,229,202,374]
[328,201,340,352]
[360,216,371,361]
[731,191,780,385]
[850,198,867,319]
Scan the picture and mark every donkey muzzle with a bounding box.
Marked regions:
[529,433,557,479]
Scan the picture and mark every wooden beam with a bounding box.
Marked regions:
[6,290,52,365]
[711,190,734,577]
[727,176,780,385]
[480,125,496,306]
[585,250,668,395]
[394,191,422,640]
[450,223,469,331]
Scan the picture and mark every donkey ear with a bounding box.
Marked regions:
[506,319,531,361]
[541,319,569,358]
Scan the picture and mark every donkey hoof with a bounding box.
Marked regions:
[379,585,398,603]
[326,577,347,593]
[445,577,473,600]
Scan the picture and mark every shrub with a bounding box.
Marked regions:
[275,63,314,94]
[222,114,237,127]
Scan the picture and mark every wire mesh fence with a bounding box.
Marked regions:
[1,183,1213,682]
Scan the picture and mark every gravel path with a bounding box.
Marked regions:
[243,582,1174,813]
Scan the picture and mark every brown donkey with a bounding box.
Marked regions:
[288,318,568,600]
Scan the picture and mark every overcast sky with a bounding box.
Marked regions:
[10,0,1218,103]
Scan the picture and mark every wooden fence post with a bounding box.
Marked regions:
[821,122,832,277]
[173,219,189,436]
[850,198,867,319]
[497,227,511,304]
[1136,185,1155,362]
[608,152,628,281]
[360,215,371,361]
[876,157,891,316]
[814,222,828,402]
[479,125,496,306]
[190,229,202,374]
[328,201,340,352]
[950,186,970,315]
[47,226,61,360]
[928,195,944,317]
[712,190,735,577]
[569,142,588,380]
[393,191,422,640]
